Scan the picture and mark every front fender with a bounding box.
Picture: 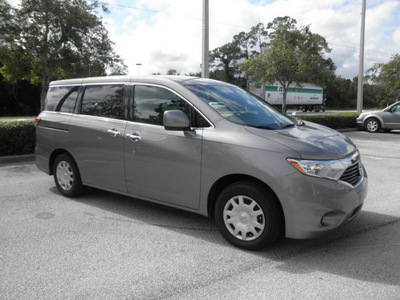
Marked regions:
[364,114,384,128]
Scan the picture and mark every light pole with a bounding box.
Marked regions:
[357,0,366,114]
[136,63,142,76]
[202,0,209,78]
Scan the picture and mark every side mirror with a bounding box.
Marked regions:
[163,110,191,131]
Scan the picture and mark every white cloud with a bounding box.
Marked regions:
[393,28,400,49]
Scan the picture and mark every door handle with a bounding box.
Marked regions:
[126,133,142,141]
[107,128,121,137]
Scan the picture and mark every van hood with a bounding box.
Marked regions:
[245,121,357,160]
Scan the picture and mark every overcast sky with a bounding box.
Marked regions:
[8,0,400,79]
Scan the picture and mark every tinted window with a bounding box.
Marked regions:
[45,86,79,113]
[193,110,210,127]
[392,104,400,112]
[133,85,192,126]
[81,85,125,119]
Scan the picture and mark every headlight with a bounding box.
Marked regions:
[287,158,347,181]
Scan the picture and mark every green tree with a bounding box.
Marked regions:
[366,54,400,102]
[324,76,357,109]
[0,0,127,110]
[240,16,334,112]
[209,41,242,83]
[231,23,269,89]
[208,23,268,88]
[233,23,268,60]
[363,83,389,108]
[166,69,179,75]
[0,73,41,116]
[248,22,269,54]
[185,72,201,77]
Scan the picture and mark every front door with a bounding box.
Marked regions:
[123,85,204,209]
[382,103,400,129]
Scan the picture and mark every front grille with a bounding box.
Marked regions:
[340,162,362,186]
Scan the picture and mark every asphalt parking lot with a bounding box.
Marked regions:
[1,130,400,299]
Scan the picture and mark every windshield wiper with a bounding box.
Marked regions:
[280,123,295,129]
[252,125,275,130]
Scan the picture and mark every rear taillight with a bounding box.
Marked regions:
[35,117,41,126]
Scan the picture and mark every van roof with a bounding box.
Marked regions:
[49,75,200,86]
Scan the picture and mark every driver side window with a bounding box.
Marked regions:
[132,85,210,127]
[392,104,400,112]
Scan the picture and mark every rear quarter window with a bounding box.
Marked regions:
[45,86,79,112]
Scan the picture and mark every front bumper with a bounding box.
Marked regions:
[356,117,364,128]
[273,164,368,239]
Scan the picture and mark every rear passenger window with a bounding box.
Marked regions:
[45,86,79,113]
[81,85,125,119]
[133,85,210,127]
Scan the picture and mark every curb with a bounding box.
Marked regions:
[337,128,360,132]
[0,154,35,164]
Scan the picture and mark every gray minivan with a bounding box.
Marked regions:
[35,76,368,250]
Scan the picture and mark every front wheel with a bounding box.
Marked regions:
[365,118,380,133]
[214,181,283,250]
[53,154,83,197]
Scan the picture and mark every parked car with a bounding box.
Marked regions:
[35,76,368,250]
[357,101,400,132]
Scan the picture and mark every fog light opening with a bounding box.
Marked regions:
[321,213,343,228]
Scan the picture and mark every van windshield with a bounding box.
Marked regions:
[184,81,294,130]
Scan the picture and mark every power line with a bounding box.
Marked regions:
[102,2,173,17]
[329,43,394,56]
[100,1,395,56]
[100,1,252,29]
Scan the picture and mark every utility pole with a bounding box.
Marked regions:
[357,0,366,114]
[202,0,209,78]
[136,63,142,76]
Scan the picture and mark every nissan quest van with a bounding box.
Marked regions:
[35,76,368,250]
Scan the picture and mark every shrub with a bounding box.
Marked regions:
[0,121,36,156]
[296,113,359,129]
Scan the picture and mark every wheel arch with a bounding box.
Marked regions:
[49,149,75,175]
[363,114,384,127]
[207,174,284,224]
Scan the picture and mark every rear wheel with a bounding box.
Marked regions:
[214,181,283,250]
[53,154,83,197]
[365,118,380,133]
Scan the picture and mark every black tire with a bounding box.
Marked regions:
[364,118,380,133]
[214,181,283,250]
[53,154,83,197]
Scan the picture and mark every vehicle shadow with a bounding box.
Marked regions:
[269,211,400,286]
[53,186,400,287]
